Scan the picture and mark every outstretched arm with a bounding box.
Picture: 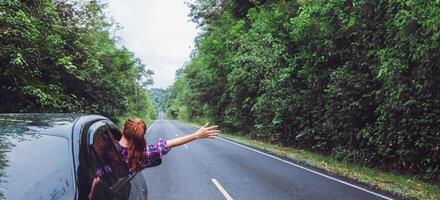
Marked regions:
[166,122,220,148]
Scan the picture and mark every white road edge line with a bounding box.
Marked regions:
[216,137,394,200]
[211,178,234,200]
[146,120,157,134]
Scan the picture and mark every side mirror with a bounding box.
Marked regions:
[143,159,161,168]
[110,172,138,193]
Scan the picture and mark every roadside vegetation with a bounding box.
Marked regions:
[167,0,440,198]
[221,132,440,200]
[0,0,157,123]
[150,88,172,113]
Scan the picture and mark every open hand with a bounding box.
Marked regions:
[195,122,220,139]
[167,122,221,148]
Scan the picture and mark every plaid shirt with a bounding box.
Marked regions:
[96,138,171,177]
[119,138,171,169]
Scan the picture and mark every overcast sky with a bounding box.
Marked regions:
[106,0,198,89]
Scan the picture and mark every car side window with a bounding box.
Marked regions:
[89,127,131,200]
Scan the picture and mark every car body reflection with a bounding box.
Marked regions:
[0,114,148,200]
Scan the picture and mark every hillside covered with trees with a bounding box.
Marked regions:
[0,0,156,122]
[149,88,171,112]
[167,0,440,182]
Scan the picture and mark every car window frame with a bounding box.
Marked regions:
[87,121,133,198]
[103,121,148,199]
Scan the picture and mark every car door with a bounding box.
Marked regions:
[85,121,131,200]
[129,171,148,200]
[103,122,148,200]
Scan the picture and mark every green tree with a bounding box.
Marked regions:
[1,0,156,123]
[168,0,440,182]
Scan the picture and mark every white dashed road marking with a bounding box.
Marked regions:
[216,137,394,200]
[211,178,233,200]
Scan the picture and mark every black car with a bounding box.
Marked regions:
[0,113,148,200]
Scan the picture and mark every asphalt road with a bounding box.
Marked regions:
[142,120,395,200]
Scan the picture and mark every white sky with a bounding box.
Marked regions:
[105,0,198,89]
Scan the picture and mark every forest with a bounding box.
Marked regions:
[167,0,440,182]
[149,88,171,112]
[0,0,157,123]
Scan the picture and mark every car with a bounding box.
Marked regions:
[0,113,148,200]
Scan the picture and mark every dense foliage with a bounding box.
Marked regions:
[168,0,440,182]
[0,0,156,122]
[149,88,171,112]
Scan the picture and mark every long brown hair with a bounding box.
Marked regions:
[93,131,128,178]
[122,118,147,172]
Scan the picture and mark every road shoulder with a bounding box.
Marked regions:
[220,133,439,200]
[187,121,439,200]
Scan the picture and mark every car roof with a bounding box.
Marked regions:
[0,113,84,138]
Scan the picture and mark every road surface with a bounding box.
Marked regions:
[142,120,395,200]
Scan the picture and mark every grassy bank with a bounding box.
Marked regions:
[218,132,439,200]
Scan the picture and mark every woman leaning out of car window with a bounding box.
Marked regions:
[88,118,221,199]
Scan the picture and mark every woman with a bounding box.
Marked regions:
[119,118,220,171]
[89,118,220,199]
